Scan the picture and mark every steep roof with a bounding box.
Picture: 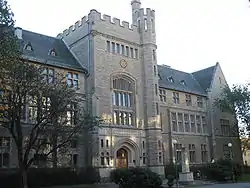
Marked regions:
[158,65,207,96]
[192,64,217,91]
[20,30,86,72]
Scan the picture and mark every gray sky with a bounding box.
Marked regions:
[7,0,250,86]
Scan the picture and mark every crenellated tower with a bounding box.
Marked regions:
[131,1,164,175]
[131,0,141,24]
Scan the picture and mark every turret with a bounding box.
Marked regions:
[131,0,141,25]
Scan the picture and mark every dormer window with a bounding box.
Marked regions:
[168,77,174,83]
[49,49,57,56]
[24,43,33,51]
[180,80,186,86]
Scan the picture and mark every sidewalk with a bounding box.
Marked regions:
[162,180,216,188]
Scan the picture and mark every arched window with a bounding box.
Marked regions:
[100,152,105,166]
[106,152,110,166]
[112,76,135,126]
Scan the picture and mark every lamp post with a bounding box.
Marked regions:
[228,142,235,183]
[172,139,179,188]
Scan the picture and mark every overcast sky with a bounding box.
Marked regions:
[7,0,250,86]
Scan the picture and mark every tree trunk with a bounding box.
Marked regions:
[52,134,58,168]
[20,167,28,188]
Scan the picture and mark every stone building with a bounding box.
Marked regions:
[0,0,242,178]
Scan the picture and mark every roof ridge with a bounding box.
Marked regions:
[192,64,216,74]
[158,65,191,75]
[22,29,59,40]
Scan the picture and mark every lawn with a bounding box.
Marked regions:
[238,174,250,182]
[43,184,97,188]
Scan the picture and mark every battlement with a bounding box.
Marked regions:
[57,8,155,39]
[138,8,155,18]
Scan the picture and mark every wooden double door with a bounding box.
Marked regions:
[116,148,128,169]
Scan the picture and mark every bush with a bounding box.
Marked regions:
[0,167,100,188]
[188,159,242,182]
[165,163,181,179]
[110,167,162,188]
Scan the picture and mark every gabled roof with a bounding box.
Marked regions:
[20,30,86,72]
[158,65,207,96]
[192,63,217,91]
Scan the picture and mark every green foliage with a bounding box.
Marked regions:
[0,0,14,26]
[0,167,100,188]
[110,167,162,188]
[0,0,21,73]
[164,163,181,179]
[215,84,250,136]
[187,159,242,182]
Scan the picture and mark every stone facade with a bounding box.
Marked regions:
[0,0,242,178]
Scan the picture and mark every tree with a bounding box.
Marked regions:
[0,0,19,70]
[0,1,101,188]
[215,84,250,152]
[0,61,101,188]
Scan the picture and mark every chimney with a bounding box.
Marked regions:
[15,27,22,39]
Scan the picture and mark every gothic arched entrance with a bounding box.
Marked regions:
[116,148,128,168]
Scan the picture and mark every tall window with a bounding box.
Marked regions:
[130,47,134,58]
[178,113,184,132]
[197,96,203,108]
[156,103,159,115]
[67,72,79,89]
[173,92,179,104]
[121,45,125,55]
[100,139,104,148]
[111,42,115,53]
[106,41,111,52]
[106,140,109,148]
[190,115,196,133]
[155,84,158,95]
[106,152,110,165]
[143,153,146,164]
[189,144,196,163]
[112,77,134,126]
[71,139,77,148]
[159,152,162,163]
[185,94,192,106]
[202,116,207,134]
[42,67,54,83]
[174,144,182,163]
[28,96,38,122]
[144,18,148,31]
[135,49,138,59]
[196,115,201,133]
[223,144,231,160]
[159,89,166,102]
[0,137,10,168]
[154,66,157,76]
[220,119,230,136]
[171,112,177,132]
[116,43,120,54]
[101,152,105,165]
[201,144,208,163]
[184,114,190,132]
[66,104,77,126]
[125,46,129,57]
[153,49,156,60]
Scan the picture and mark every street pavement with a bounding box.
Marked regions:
[195,183,250,188]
